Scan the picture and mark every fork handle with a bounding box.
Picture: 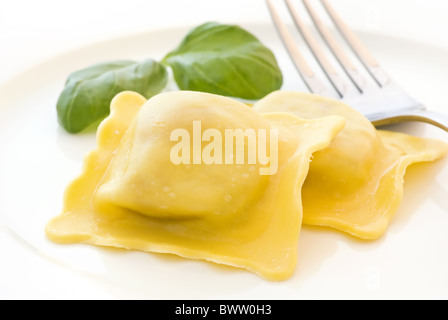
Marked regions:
[371,109,448,132]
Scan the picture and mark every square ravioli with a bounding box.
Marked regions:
[46,90,345,280]
[253,91,448,240]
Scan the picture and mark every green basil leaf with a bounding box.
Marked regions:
[163,22,283,100]
[57,59,167,133]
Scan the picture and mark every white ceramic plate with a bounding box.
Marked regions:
[0,24,447,300]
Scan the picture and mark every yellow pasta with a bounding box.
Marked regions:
[46,90,345,280]
[253,91,448,240]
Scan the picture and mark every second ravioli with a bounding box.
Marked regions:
[253,91,448,240]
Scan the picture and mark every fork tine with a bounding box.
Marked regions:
[265,0,334,97]
[284,0,348,98]
[320,0,391,87]
[301,0,367,93]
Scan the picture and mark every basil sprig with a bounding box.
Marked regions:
[57,22,283,133]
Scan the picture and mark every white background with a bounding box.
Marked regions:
[1,0,448,300]
[1,0,448,84]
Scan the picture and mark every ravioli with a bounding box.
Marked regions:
[46,90,345,281]
[253,91,448,240]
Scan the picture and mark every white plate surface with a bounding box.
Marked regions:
[0,23,447,300]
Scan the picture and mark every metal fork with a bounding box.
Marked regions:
[266,0,448,132]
